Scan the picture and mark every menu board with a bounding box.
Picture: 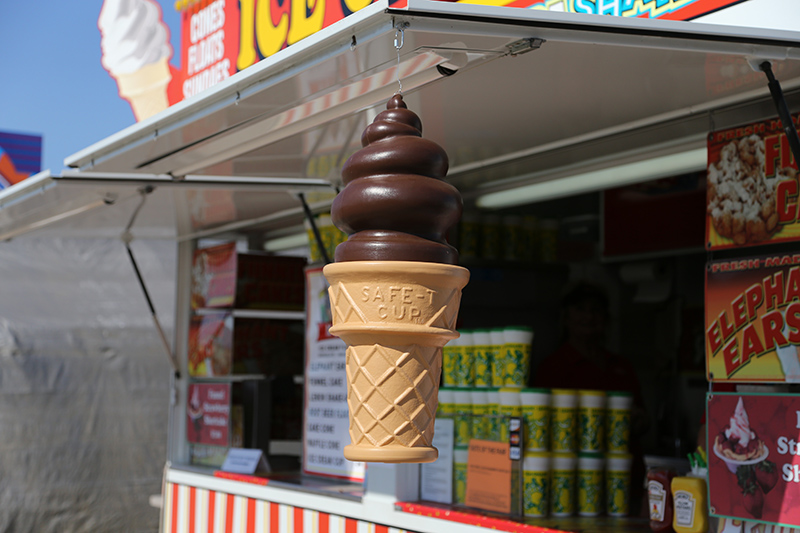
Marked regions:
[708,393,800,528]
[187,383,231,446]
[706,112,800,251]
[303,268,365,482]
[706,253,800,382]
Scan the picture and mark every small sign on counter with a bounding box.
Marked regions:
[465,439,512,514]
[222,448,270,474]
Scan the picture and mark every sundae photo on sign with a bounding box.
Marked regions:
[707,393,800,525]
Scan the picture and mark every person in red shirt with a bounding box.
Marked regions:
[531,281,648,514]
[531,282,642,404]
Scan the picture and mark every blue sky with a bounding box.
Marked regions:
[0,1,181,174]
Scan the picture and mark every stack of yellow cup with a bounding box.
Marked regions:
[487,387,501,441]
[605,391,633,517]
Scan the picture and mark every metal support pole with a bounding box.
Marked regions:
[761,61,800,166]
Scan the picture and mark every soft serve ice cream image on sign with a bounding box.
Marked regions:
[99,0,173,121]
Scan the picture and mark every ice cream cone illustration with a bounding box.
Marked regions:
[324,95,468,463]
[99,0,173,121]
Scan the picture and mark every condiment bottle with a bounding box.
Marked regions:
[671,475,708,533]
[647,468,676,532]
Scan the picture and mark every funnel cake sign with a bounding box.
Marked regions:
[708,393,800,527]
[706,254,800,383]
[706,113,800,250]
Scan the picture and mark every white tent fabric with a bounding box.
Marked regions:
[0,237,175,532]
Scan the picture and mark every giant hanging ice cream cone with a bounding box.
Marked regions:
[324,95,469,463]
[99,0,173,122]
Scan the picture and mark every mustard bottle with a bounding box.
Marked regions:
[671,475,708,533]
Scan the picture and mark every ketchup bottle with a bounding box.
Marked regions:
[647,468,676,532]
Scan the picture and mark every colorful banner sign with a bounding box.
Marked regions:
[478,0,742,19]
[706,253,800,382]
[708,393,800,528]
[187,382,231,446]
[303,267,365,482]
[0,131,41,188]
[706,112,800,251]
[102,0,745,121]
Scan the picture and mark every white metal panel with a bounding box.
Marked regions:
[62,1,800,194]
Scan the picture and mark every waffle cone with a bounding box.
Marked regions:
[323,261,469,463]
[113,58,171,121]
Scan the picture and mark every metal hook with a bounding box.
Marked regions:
[394,22,408,94]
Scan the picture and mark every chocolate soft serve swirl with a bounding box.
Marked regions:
[331,94,462,263]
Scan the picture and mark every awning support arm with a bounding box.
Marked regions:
[298,192,332,264]
[760,61,800,166]
[123,186,181,379]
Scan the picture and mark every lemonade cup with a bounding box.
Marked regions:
[523,452,551,517]
[472,329,493,388]
[550,452,577,517]
[551,389,578,452]
[499,387,522,443]
[605,452,632,517]
[490,329,506,387]
[577,452,605,516]
[453,388,473,447]
[521,387,550,452]
[503,326,534,387]
[606,391,633,453]
[578,390,606,453]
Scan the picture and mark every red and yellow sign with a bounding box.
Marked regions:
[706,254,800,382]
[706,113,800,250]
[708,393,800,528]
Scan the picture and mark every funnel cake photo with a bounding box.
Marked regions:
[713,397,767,468]
[324,95,469,463]
[707,134,797,245]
